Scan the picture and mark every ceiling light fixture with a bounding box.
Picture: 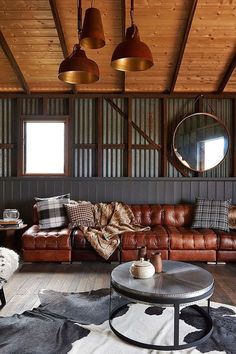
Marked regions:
[80,0,105,49]
[111,0,154,72]
[58,0,99,85]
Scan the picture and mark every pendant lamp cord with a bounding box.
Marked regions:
[130,0,134,25]
[91,0,94,7]
[77,0,82,42]
[130,0,137,38]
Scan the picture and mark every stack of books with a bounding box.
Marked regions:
[0,219,23,228]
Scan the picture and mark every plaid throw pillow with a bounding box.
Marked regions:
[192,198,230,232]
[64,202,94,228]
[36,194,70,229]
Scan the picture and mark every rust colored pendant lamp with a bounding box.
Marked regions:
[58,0,105,85]
[111,0,153,72]
[80,1,105,49]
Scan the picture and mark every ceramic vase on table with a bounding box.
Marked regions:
[137,246,147,260]
[150,252,163,273]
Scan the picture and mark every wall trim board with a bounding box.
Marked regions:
[0,177,235,224]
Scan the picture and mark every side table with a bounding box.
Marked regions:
[0,224,28,252]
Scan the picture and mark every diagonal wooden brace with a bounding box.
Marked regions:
[105,98,161,150]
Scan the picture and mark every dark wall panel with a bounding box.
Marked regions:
[0,177,235,224]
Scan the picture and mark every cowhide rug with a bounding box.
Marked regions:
[0,288,235,354]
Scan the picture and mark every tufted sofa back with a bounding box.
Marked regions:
[162,204,195,227]
[131,204,163,226]
[32,203,195,227]
[131,204,195,227]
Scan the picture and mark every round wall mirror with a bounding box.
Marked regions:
[173,113,229,172]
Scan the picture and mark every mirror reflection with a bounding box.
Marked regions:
[173,113,229,172]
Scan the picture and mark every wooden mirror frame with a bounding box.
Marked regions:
[172,112,230,172]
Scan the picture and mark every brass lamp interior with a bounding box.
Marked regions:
[58,44,99,84]
[111,26,153,72]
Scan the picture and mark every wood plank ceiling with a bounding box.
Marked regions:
[0,0,235,94]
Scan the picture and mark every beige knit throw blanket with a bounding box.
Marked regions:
[79,202,150,260]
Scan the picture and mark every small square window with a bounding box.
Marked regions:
[20,118,69,176]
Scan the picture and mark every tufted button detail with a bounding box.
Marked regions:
[22,225,71,250]
[131,205,163,226]
[166,226,217,250]
[215,230,236,250]
[121,226,168,250]
[163,204,195,227]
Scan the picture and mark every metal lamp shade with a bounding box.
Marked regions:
[80,7,105,49]
[58,44,99,84]
[111,25,153,72]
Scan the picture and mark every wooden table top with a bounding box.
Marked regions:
[0,224,27,231]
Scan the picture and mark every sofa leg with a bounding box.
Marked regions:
[207,261,226,265]
[0,288,6,308]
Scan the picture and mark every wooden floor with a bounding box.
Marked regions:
[1,262,236,317]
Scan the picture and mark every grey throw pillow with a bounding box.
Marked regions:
[192,198,231,232]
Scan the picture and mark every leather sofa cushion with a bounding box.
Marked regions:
[130,204,163,226]
[72,229,94,249]
[169,250,216,262]
[166,226,217,250]
[22,225,71,250]
[121,226,168,250]
[163,204,195,227]
[215,230,236,250]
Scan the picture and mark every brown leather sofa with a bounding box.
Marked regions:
[22,204,236,263]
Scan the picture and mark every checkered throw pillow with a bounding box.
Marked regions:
[192,198,231,232]
[64,202,94,228]
[36,195,70,229]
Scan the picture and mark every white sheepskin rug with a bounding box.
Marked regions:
[0,247,19,287]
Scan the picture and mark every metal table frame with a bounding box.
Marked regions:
[109,271,214,351]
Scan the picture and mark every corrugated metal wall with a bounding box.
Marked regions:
[103,98,125,177]
[21,98,41,115]
[132,98,160,177]
[74,98,95,177]
[202,98,232,178]
[167,98,196,177]
[0,99,15,176]
[0,96,234,178]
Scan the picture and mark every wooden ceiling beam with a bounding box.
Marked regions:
[169,0,198,93]
[0,93,235,99]
[0,31,30,94]
[49,0,68,58]
[216,53,236,94]
[49,0,76,94]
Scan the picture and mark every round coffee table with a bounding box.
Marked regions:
[109,260,214,351]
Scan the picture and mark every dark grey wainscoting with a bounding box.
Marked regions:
[0,177,236,224]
